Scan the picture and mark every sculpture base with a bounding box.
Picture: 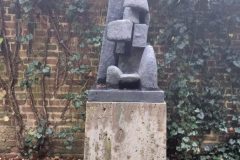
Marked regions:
[84,101,166,160]
[88,89,165,103]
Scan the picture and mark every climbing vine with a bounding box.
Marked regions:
[150,0,240,159]
[0,0,102,158]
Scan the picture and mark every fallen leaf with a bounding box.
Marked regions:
[0,89,6,100]
[3,116,9,122]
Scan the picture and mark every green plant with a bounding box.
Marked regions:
[21,61,51,88]
[58,126,83,150]
[0,0,102,158]
[23,120,53,158]
[151,0,240,159]
[64,92,87,110]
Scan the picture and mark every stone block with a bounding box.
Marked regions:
[119,73,141,89]
[132,24,149,47]
[120,73,140,83]
[123,7,140,23]
[107,20,133,41]
[88,90,165,103]
[115,42,126,54]
[84,102,166,160]
[106,66,123,86]
[139,45,159,90]
[97,0,125,82]
[144,12,150,25]
[118,47,144,73]
[123,0,149,12]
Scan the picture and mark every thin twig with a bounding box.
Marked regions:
[60,75,74,120]
[0,0,25,149]
[41,29,51,120]
[60,78,90,120]
[27,87,40,122]
[49,13,71,55]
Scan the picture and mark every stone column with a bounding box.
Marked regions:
[84,90,166,160]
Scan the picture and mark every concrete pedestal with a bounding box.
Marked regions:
[84,102,166,160]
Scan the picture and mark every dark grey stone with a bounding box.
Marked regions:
[118,48,144,73]
[88,89,165,103]
[97,0,124,83]
[144,12,150,25]
[97,0,160,93]
[107,20,133,41]
[106,66,123,86]
[120,73,140,83]
[115,42,126,54]
[123,0,149,12]
[139,45,159,90]
[132,24,149,48]
[123,7,140,23]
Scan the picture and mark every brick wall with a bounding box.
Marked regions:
[0,0,109,158]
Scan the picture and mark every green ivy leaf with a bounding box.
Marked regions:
[195,108,200,113]
[35,133,42,139]
[196,59,204,65]
[233,61,240,68]
[19,0,27,5]
[73,100,82,109]
[235,127,240,133]
[192,142,198,147]
[66,146,72,150]
[177,41,187,49]
[0,37,3,45]
[218,147,226,153]
[229,139,235,145]
[165,51,176,64]
[189,131,198,136]
[237,139,240,145]
[170,130,178,136]
[232,116,238,121]
[204,146,210,152]
[42,66,51,76]
[183,137,190,143]
[46,128,53,135]
[219,127,228,133]
[67,136,74,142]
[197,112,205,120]
[178,128,185,134]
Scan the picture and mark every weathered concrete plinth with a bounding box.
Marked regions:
[84,101,166,160]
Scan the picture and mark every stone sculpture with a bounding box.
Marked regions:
[97,0,158,90]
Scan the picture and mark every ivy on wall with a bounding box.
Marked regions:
[150,0,240,159]
[0,0,102,158]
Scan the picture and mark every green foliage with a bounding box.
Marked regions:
[17,34,33,43]
[18,0,34,14]
[0,36,3,45]
[58,126,83,150]
[152,0,240,159]
[65,0,88,22]
[68,53,90,74]
[64,92,87,110]
[21,61,51,88]
[17,0,60,15]
[23,119,53,158]
[83,26,103,48]
[0,0,101,158]
[200,137,240,160]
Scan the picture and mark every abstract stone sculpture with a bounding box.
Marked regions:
[85,2,166,159]
[97,0,158,90]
